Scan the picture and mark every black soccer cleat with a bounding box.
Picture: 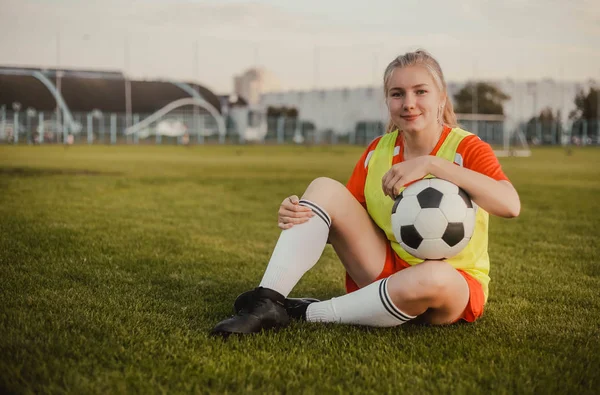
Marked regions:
[234,290,319,321]
[284,297,319,320]
[211,287,290,337]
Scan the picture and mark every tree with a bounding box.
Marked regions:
[266,106,298,118]
[525,107,562,145]
[453,82,510,115]
[265,106,300,141]
[569,87,599,142]
[354,121,385,145]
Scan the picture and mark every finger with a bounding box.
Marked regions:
[282,204,313,214]
[288,195,300,205]
[281,198,312,212]
[291,203,313,212]
[280,216,312,225]
[384,173,403,197]
[278,222,294,230]
[382,173,391,196]
[382,169,401,196]
[281,195,298,207]
[391,180,403,198]
[279,207,314,218]
[381,171,390,189]
[294,196,313,212]
[392,176,410,197]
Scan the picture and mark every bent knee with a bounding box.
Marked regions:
[307,177,345,192]
[419,261,457,291]
[391,261,460,305]
[303,177,350,204]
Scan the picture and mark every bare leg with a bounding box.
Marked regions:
[300,177,388,287]
[300,179,470,327]
[213,178,470,335]
[387,260,470,324]
[211,177,389,335]
[305,260,470,327]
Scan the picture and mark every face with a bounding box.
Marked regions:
[386,65,445,134]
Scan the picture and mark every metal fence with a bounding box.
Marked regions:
[1,107,598,148]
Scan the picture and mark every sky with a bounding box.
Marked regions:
[0,0,598,94]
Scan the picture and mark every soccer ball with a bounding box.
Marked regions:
[391,178,476,260]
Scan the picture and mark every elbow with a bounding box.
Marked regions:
[505,200,521,218]
[506,205,520,218]
[501,182,521,218]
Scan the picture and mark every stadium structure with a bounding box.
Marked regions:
[0,66,244,145]
[4,64,594,153]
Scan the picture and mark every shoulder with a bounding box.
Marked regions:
[456,133,493,154]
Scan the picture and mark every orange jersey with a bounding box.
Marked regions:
[346,126,510,208]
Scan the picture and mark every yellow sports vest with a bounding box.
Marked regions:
[364,128,491,302]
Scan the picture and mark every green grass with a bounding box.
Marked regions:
[1,144,599,394]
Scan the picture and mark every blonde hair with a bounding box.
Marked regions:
[383,49,457,133]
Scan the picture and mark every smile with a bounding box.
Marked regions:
[401,114,420,121]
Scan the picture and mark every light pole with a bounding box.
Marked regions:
[193,39,202,144]
[124,35,132,136]
[92,109,103,144]
[527,82,540,143]
[55,31,64,143]
[471,60,479,136]
[26,107,36,144]
[313,45,320,90]
[12,102,21,144]
[594,76,600,143]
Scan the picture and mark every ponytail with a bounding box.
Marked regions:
[385,120,397,134]
[443,94,458,128]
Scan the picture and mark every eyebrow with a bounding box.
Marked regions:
[389,84,430,90]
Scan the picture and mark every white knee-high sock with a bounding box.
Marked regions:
[258,199,331,297]
[306,278,416,327]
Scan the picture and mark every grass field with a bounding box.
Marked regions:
[1,144,599,394]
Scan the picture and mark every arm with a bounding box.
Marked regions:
[428,156,520,218]
[346,137,382,209]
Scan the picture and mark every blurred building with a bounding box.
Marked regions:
[261,87,387,136]
[261,79,596,136]
[234,68,281,106]
[0,66,224,143]
[0,66,221,114]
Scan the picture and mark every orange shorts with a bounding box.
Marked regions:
[345,243,485,323]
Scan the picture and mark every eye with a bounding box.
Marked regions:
[416,89,427,95]
[390,91,404,98]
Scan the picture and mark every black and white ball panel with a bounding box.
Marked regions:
[428,177,459,195]
[439,194,468,222]
[442,222,465,246]
[416,187,443,209]
[457,187,473,208]
[390,178,476,260]
[391,195,420,225]
[400,225,423,250]
[414,208,448,239]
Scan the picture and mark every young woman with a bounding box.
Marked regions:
[211,50,520,336]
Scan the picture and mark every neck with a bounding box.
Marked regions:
[402,124,444,159]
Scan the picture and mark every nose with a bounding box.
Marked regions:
[402,92,415,111]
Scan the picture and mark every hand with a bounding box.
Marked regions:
[278,195,314,230]
[381,156,432,199]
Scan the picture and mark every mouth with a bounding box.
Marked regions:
[401,114,420,122]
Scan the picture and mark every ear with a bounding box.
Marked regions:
[440,92,448,108]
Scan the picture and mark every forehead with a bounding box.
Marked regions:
[388,65,437,89]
